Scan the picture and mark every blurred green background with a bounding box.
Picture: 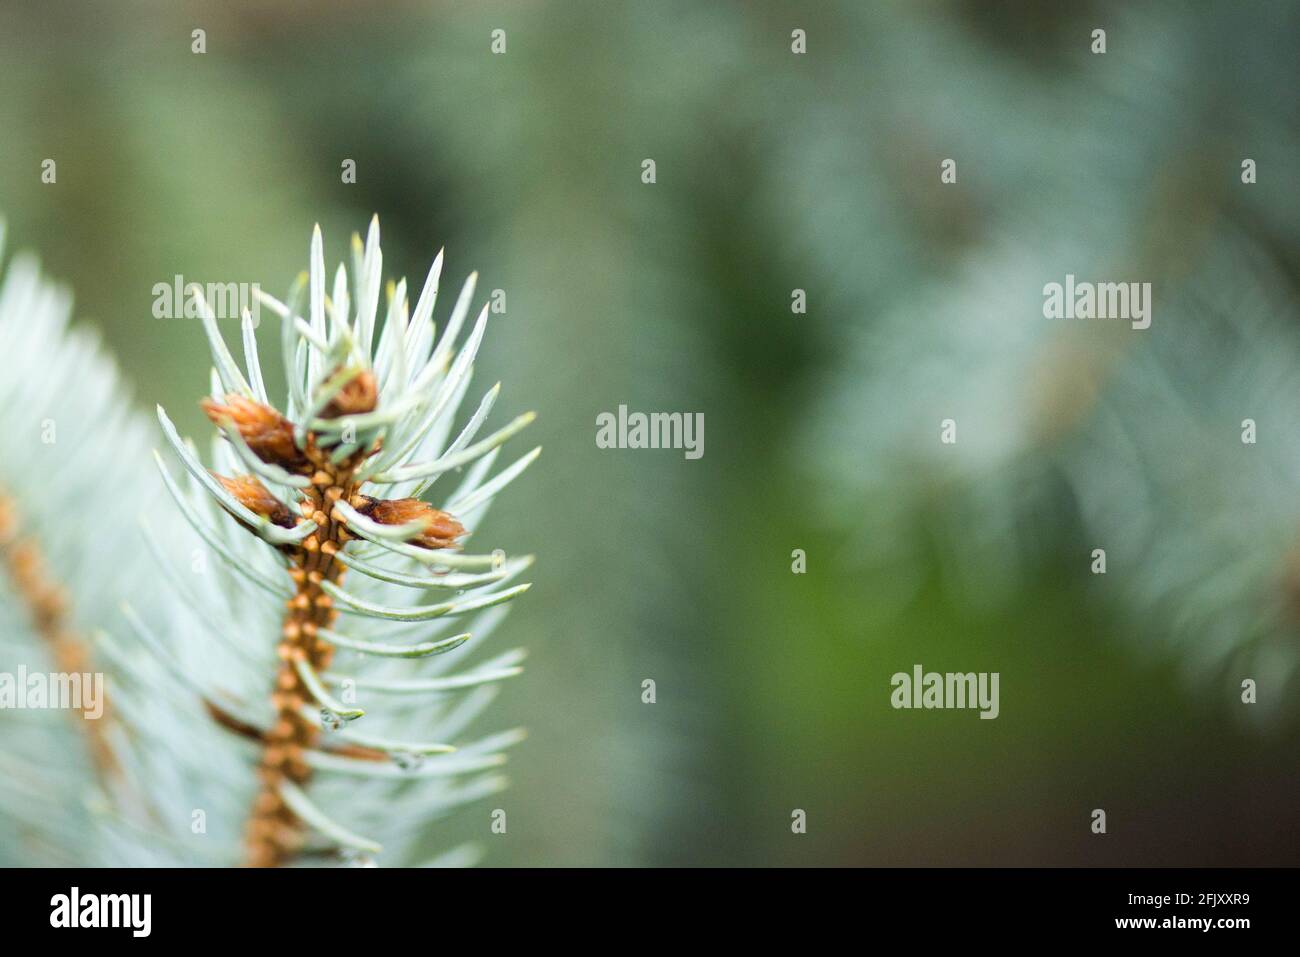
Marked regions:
[1,0,1297,865]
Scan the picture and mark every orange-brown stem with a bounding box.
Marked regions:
[0,493,117,778]
[243,441,367,868]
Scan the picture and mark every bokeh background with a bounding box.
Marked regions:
[1,0,1297,865]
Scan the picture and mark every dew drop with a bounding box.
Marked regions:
[320,708,343,732]
[392,750,424,772]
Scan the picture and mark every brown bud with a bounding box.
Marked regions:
[215,474,296,528]
[320,370,378,419]
[201,395,307,471]
[360,496,464,550]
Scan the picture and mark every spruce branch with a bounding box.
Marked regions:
[0,221,170,865]
[155,218,538,867]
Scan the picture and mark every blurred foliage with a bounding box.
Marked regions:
[0,0,1296,865]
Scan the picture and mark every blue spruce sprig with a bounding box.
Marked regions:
[147,217,539,866]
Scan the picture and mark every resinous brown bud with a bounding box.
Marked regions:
[361,496,464,549]
[321,370,378,419]
[201,395,307,471]
[215,474,296,528]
